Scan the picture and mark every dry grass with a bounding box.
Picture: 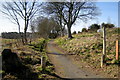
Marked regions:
[2,38,58,79]
[55,28,119,78]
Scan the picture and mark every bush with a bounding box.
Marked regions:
[88,24,100,32]
[102,23,115,28]
[72,31,77,34]
[82,28,88,32]
[78,31,81,34]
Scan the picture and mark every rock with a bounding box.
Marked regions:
[2,49,23,72]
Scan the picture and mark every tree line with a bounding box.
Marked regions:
[1,22,115,40]
[81,23,115,32]
[1,32,31,39]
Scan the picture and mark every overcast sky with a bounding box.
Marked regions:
[0,0,119,35]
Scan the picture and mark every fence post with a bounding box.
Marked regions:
[116,40,119,60]
[101,25,106,67]
[41,56,46,70]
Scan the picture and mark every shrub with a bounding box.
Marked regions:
[82,28,88,32]
[72,31,77,34]
[102,23,115,28]
[88,24,100,32]
[78,31,81,33]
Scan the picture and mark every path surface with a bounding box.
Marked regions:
[46,40,104,79]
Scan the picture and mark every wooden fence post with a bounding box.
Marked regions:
[41,56,46,70]
[101,25,106,67]
[116,40,119,60]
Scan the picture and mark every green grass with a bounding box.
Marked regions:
[29,38,47,52]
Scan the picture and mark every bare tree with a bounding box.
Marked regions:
[1,0,42,44]
[44,2,65,36]
[1,2,24,43]
[44,1,99,39]
[52,15,66,36]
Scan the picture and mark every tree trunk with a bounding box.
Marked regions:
[61,29,64,37]
[24,1,28,45]
[18,24,24,45]
[61,24,65,37]
[24,28,27,44]
[67,24,73,39]
[59,17,64,37]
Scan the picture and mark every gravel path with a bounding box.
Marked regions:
[46,41,104,79]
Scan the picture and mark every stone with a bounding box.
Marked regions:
[2,49,23,72]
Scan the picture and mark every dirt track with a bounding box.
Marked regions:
[46,40,105,79]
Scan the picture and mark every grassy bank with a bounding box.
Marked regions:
[2,38,56,79]
[55,28,120,78]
